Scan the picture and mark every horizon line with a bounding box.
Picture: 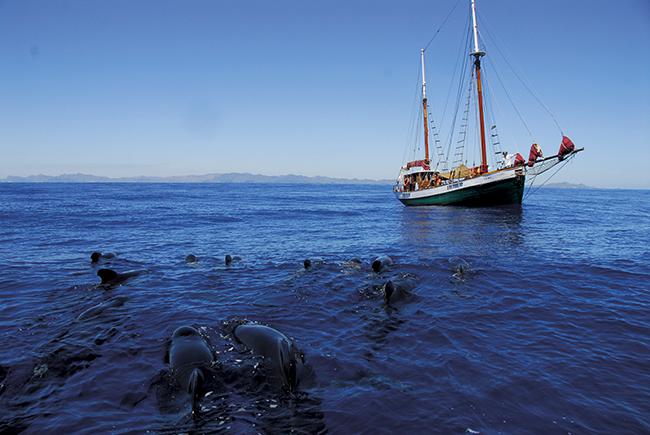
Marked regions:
[1,172,640,190]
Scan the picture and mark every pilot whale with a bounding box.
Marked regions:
[232,323,304,391]
[168,326,214,412]
[90,252,115,263]
[225,255,242,266]
[96,269,145,287]
[303,257,323,269]
[382,280,413,305]
[372,256,393,273]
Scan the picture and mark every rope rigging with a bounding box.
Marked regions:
[401,60,423,171]
[523,154,577,201]
[394,0,583,206]
[478,17,564,135]
[400,0,576,203]
[442,12,473,170]
[423,0,464,51]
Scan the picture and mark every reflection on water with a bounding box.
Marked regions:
[398,205,524,258]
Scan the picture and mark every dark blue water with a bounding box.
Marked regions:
[0,183,648,434]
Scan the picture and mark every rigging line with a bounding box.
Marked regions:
[524,157,573,200]
[423,0,464,51]
[482,61,505,155]
[472,70,481,167]
[402,59,422,168]
[444,53,468,167]
[454,71,473,166]
[440,2,472,131]
[480,65,504,158]
[478,21,564,135]
[485,55,534,140]
[445,55,470,166]
[479,65,495,161]
[416,104,423,158]
[409,69,422,152]
[443,14,472,167]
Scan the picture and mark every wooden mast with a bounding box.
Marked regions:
[471,0,488,174]
[421,49,430,164]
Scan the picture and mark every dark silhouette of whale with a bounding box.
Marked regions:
[372,256,393,273]
[185,254,198,264]
[90,252,115,263]
[232,323,304,391]
[225,255,241,265]
[168,326,214,413]
[96,269,145,286]
[383,280,413,305]
[303,257,323,269]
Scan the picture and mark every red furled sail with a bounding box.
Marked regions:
[558,136,575,160]
[528,143,543,167]
[405,160,431,170]
[514,153,526,166]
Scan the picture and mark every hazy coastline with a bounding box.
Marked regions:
[1,173,601,189]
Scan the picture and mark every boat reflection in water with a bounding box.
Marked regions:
[398,205,525,259]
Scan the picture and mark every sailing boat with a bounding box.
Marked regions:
[394,0,583,206]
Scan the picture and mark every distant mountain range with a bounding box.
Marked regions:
[1,172,393,185]
[542,182,593,189]
[1,173,596,189]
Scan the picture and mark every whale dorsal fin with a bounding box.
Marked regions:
[97,268,118,284]
[384,280,395,304]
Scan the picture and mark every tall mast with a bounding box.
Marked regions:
[420,48,430,164]
[471,0,488,174]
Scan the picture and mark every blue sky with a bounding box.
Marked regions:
[0,0,648,188]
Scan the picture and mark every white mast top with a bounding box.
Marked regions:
[470,0,484,56]
[420,48,427,99]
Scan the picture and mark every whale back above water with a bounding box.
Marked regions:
[96,268,145,286]
[233,324,302,391]
[97,268,119,284]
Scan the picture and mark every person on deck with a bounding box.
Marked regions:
[503,152,514,167]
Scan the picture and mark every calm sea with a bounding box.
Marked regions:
[0,183,648,434]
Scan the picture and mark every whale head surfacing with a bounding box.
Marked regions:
[372,256,393,273]
[97,268,119,284]
[169,326,214,413]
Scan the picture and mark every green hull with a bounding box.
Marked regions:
[399,174,525,207]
